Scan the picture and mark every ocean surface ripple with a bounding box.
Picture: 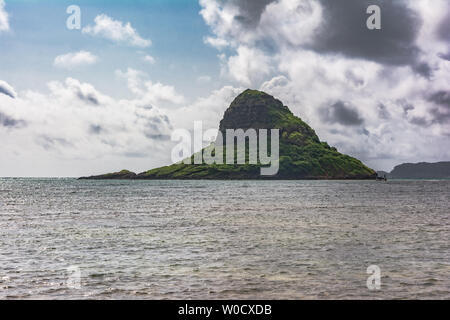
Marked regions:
[0,179,449,299]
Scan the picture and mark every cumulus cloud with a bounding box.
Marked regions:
[142,55,156,64]
[0,112,25,128]
[53,51,98,69]
[204,36,229,49]
[0,0,9,32]
[144,81,185,105]
[200,0,450,170]
[225,46,272,85]
[3,0,450,176]
[0,77,176,176]
[311,1,425,71]
[45,78,113,107]
[115,68,146,95]
[429,91,450,108]
[197,75,212,83]
[116,68,185,106]
[82,14,151,47]
[320,101,365,126]
[0,80,17,98]
[436,3,450,43]
[167,85,243,131]
[200,0,448,79]
[223,0,274,28]
[427,90,450,124]
[0,75,242,176]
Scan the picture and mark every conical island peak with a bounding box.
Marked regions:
[80,90,376,180]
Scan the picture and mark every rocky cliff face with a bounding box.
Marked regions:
[219,90,292,130]
[81,89,377,180]
[218,89,320,146]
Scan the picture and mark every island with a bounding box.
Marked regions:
[80,90,377,180]
[388,162,450,179]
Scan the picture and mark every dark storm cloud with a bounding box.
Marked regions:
[37,135,72,151]
[437,7,450,42]
[377,103,391,120]
[138,112,172,141]
[413,63,432,78]
[89,124,103,135]
[428,91,450,108]
[312,0,426,72]
[428,91,450,124]
[76,90,99,105]
[0,84,16,99]
[430,108,450,124]
[436,5,450,61]
[396,92,450,126]
[345,71,365,87]
[231,0,274,27]
[438,52,450,61]
[409,116,429,127]
[398,100,415,116]
[225,0,428,74]
[144,133,171,141]
[320,101,364,126]
[400,91,450,126]
[143,119,171,141]
[0,112,26,128]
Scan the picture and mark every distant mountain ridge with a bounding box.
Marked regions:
[385,162,450,179]
[80,89,376,180]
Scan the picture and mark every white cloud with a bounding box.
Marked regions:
[0,72,245,176]
[142,55,156,64]
[115,68,147,95]
[47,77,111,106]
[82,14,151,48]
[226,46,272,86]
[0,80,17,98]
[53,51,98,69]
[197,75,212,83]
[201,0,322,51]
[200,0,253,49]
[143,81,185,105]
[204,36,229,49]
[199,0,321,86]
[259,0,323,47]
[116,68,185,106]
[167,85,243,131]
[0,77,175,176]
[259,50,450,170]
[3,0,450,176]
[199,0,450,170]
[0,0,10,32]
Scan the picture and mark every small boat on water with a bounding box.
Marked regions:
[376,174,387,181]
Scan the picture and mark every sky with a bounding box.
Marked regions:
[0,0,449,177]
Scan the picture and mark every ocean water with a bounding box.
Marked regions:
[0,178,449,300]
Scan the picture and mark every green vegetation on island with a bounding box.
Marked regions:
[380,162,450,179]
[80,89,376,180]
